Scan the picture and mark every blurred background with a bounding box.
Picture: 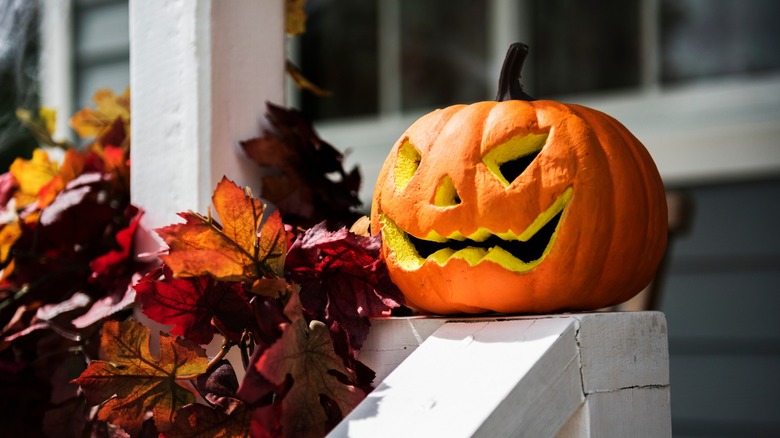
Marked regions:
[1,0,779,435]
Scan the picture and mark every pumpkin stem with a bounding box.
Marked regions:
[495,43,535,102]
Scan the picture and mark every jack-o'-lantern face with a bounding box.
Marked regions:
[370,44,667,314]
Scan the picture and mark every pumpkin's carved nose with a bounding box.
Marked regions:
[433,175,461,207]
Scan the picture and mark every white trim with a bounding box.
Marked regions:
[39,0,74,141]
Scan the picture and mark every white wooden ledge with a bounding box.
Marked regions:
[330,312,670,438]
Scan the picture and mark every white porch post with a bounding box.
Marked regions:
[129,0,285,229]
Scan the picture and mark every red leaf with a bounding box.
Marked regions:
[135,267,253,344]
[89,206,142,291]
[71,281,137,329]
[240,103,362,228]
[286,223,404,352]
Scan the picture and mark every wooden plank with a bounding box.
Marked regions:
[574,312,669,393]
[332,318,582,438]
[586,387,671,438]
[340,312,671,437]
[358,317,449,384]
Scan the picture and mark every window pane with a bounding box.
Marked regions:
[529,0,641,97]
[400,0,488,110]
[661,0,780,83]
[299,0,378,120]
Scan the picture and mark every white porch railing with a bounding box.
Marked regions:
[332,312,671,438]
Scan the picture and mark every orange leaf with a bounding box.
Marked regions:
[70,88,130,139]
[157,177,286,282]
[72,320,208,435]
[256,289,365,437]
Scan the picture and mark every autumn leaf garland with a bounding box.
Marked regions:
[128,177,402,437]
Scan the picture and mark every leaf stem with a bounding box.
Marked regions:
[206,335,236,371]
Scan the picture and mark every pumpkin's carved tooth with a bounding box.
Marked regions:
[423,230,448,243]
[517,187,572,241]
[496,230,521,240]
[450,247,488,265]
[429,248,455,265]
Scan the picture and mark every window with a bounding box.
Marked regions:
[73,0,129,111]
[661,0,780,83]
[302,0,780,206]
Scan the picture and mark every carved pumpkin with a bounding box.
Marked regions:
[370,43,668,314]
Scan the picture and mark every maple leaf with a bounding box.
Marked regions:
[70,88,130,142]
[0,221,21,266]
[135,266,254,344]
[157,177,286,283]
[285,0,307,36]
[9,148,59,207]
[72,320,208,435]
[0,172,16,208]
[37,148,86,208]
[163,402,251,438]
[89,206,142,291]
[286,223,404,352]
[240,103,362,229]
[255,289,365,438]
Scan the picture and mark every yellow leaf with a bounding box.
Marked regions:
[9,149,59,207]
[286,0,307,36]
[70,88,130,139]
[39,107,57,136]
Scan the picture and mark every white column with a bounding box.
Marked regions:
[39,0,74,141]
[129,0,285,229]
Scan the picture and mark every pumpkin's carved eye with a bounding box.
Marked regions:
[394,140,421,189]
[482,132,548,187]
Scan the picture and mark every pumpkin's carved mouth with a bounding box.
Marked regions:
[380,187,572,272]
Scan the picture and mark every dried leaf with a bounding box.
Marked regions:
[241,103,362,229]
[285,0,307,36]
[9,149,58,207]
[255,290,364,437]
[163,402,251,438]
[72,320,208,434]
[70,88,130,140]
[157,177,286,282]
[135,266,253,344]
[286,223,404,352]
[286,60,331,97]
[89,206,142,291]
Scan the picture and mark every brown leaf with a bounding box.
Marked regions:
[72,320,208,434]
[255,290,365,437]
